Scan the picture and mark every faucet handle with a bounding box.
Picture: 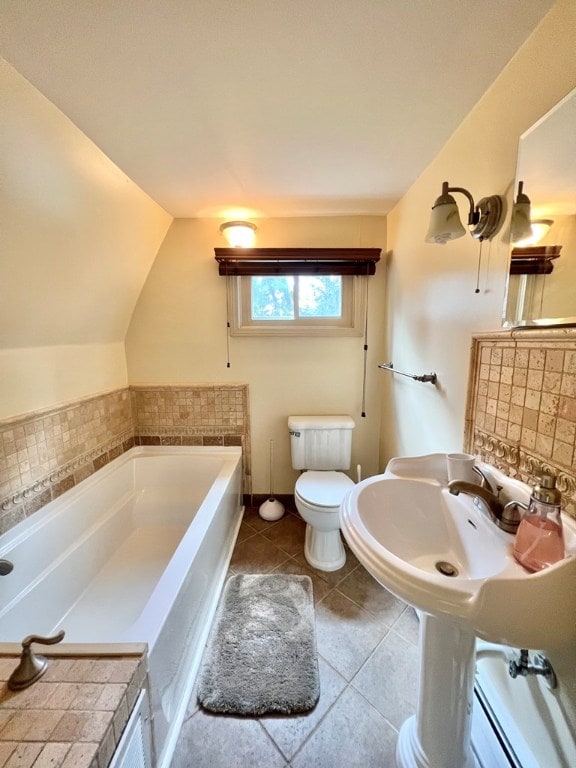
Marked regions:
[22,631,65,649]
[501,500,528,533]
[8,630,65,691]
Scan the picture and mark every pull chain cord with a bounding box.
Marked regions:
[225,275,231,368]
[361,275,369,418]
[474,238,484,294]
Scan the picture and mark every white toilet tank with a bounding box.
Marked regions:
[288,415,355,470]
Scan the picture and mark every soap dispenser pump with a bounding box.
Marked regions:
[513,473,565,572]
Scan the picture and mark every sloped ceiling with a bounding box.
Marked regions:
[0,0,554,218]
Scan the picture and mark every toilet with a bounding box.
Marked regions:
[288,415,355,571]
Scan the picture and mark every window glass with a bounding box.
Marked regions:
[252,276,295,320]
[298,276,342,318]
[251,276,342,321]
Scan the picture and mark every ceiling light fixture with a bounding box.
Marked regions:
[219,220,257,248]
[425,181,503,245]
[514,218,554,248]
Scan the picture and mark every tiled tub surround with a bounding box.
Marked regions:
[465,329,576,519]
[0,384,250,535]
[132,384,250,493]
[0,390,134,535]
[0,651,148,768]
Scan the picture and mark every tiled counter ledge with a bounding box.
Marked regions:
[0,645,148,768]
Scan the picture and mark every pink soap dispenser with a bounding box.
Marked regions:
[513,473,565,572]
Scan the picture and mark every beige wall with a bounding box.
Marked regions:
[126,216,387,493]
[0,58,172,418]
[381,0,576,465]
[0,344,127,419]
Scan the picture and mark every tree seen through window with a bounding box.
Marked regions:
[251,276,342,320]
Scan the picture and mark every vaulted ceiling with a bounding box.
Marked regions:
[0,0,554,218]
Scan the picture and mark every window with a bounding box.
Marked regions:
[215,247,380,337]
[228,274,366,336]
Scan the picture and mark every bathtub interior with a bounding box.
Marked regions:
[0,449,238,643]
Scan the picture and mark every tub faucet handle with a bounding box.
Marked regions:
[8,630,65,691]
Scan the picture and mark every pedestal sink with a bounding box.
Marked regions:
[340,455,576,768]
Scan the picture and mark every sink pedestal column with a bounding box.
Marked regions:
[396,613,478,768]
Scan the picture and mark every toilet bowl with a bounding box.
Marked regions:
[295,470,354,571]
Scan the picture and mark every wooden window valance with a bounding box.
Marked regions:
[214,248,381,276]
[510,245,562,275]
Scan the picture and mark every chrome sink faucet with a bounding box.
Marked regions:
[447,480,526,534]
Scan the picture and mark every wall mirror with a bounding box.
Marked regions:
[503,87,576,327]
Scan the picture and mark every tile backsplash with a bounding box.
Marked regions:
[465,329,576,519]
[0,384,250,535]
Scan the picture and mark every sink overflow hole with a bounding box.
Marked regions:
[468,519,477,529]
[435,561,459,577]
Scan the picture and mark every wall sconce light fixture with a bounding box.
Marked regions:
[219,220,257,248]
[510,181,532,243]
[425,181,503,244]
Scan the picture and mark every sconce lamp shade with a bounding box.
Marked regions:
[511,181,532,243]
[425,192,466,244]
[219,220,257,248]
[425,181,503,244]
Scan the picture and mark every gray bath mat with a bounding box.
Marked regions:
[197,573,320,715]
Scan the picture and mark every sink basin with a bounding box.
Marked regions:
[340,457,576,649]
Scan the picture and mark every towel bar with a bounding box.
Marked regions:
[378,362,437,385]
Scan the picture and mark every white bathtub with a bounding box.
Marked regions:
[0,446,243,768]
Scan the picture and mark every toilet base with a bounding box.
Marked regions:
[304,524,346,572]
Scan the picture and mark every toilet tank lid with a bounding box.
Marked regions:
[288,415,355,430]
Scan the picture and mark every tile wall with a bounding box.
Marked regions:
[0,390,134,535]
[0,384,250,536]
[465,328,576,518]
[132,384,251,492]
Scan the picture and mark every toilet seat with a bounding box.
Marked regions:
[295,471,354,508]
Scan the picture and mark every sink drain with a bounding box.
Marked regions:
[435,561,459,577]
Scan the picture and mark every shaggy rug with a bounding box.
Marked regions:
[197,573,320,715]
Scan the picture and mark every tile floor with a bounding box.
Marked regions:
[170,504,421,768]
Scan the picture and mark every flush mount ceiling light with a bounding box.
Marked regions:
[514,218,554,248]
[425,181,503,245]
[219,220,257,248]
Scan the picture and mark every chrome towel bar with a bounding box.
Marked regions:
[378,361,437,385]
